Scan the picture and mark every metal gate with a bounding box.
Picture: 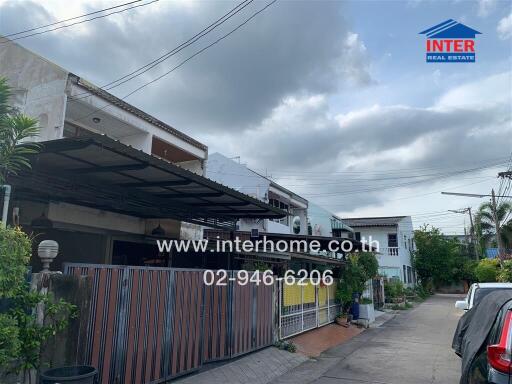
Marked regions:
[278,281,339,339]
[64,263,274,384]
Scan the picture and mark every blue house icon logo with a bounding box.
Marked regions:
[419,20,482,63]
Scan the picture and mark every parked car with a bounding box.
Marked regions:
[452,290,512,384]
[455,283,512,311]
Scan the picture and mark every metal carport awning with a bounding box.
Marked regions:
[8,133,286,229]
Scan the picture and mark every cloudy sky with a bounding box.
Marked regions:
[1,0,511,233]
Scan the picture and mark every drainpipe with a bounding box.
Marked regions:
[1,185,11,229]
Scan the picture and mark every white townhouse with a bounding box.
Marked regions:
[343,216,416,286]
[206,153,309,235]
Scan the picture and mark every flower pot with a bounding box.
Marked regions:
[336,316,350,327]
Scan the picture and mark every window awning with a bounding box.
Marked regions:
[8,133,286,229]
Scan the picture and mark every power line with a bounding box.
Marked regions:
[0,0,158,44]
[70,0,278,124]
[299,161,508,197]
[121,0,278,100]
[1,0,144,38]
[69,0,255,101]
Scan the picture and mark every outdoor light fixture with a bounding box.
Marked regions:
[31,212,53,228]
[92,117,101,124]
[38,240,59,272]
[151,223,165,236]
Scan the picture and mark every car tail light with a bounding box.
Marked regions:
[488,310,512,373]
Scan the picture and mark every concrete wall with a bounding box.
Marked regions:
[0,41,68,142]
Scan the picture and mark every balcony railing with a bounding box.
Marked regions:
[381,247,399,256]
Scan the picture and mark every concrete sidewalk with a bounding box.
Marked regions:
[269,294,464,384]
[175,346,308,384]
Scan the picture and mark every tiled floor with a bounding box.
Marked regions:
[289,324,364,357]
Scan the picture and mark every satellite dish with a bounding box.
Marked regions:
[292,216,301,234]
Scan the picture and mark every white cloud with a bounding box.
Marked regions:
[497,12,512,40]
[477,0,497,17]
[203,71,512,222]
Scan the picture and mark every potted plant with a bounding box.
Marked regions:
[335,312,350,327]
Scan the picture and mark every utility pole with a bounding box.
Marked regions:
[449,207,478,259]
[491,189,504,259]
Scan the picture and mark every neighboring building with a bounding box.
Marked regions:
[343,216,415,286]
[207,153,309,235]
[307,202,353,238]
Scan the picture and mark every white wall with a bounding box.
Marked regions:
[0,42,68,142]
[308,202,334,237]
[354,220,414,285]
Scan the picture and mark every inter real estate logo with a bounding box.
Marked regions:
[419,19,481,63]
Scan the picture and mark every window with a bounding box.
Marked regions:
[404,234,407,248]
[403,265,407,283]
[388,233,398,247]
[407,266,413,284]
[63,122,91,138]
[332,228,342,237]
[355,232,361,241]
[269,198,289,225]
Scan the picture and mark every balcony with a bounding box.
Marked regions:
[381,247,399,256]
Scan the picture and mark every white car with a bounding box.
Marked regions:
[455,282,512,311]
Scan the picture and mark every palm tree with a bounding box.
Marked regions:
[0,76,40,185]
[475,201,512,254]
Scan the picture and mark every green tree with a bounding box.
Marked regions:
[413,225,463,288]
[336,252,379,312]
[0,76,40,185]
[475,201,512,251]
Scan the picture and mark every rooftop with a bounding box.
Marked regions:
[342,216,407,227]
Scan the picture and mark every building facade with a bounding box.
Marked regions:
[0,42,285,271]
[343,216,415,286]
[207,153,309,236]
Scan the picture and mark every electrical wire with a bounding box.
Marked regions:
[69,0,278,125]
[1,0,144,38]
[69,0,255,101]
[0,0,159,44]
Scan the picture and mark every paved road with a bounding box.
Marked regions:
[271,294,464,384]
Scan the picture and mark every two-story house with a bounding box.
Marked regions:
[0,40,284,270]
[343,216,415,286]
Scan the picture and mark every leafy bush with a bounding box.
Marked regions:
[384,280,404,299]
[360,297,373,305]
[414,285,431,299]
[0,314,19,368]
[0,227,31,299]
[474,258,500,282]
[0,226,77,378]
[497,260,512,282]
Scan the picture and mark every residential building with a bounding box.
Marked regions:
[307,202,353,238]
[343,216,415,286]
[0,41,284,270]
[207,153,309,235]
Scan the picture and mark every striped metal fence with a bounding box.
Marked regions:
[64,263,274,384]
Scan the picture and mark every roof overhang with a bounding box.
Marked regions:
[8,134,286,230]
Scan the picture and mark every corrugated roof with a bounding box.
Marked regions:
[342,216,406,227]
